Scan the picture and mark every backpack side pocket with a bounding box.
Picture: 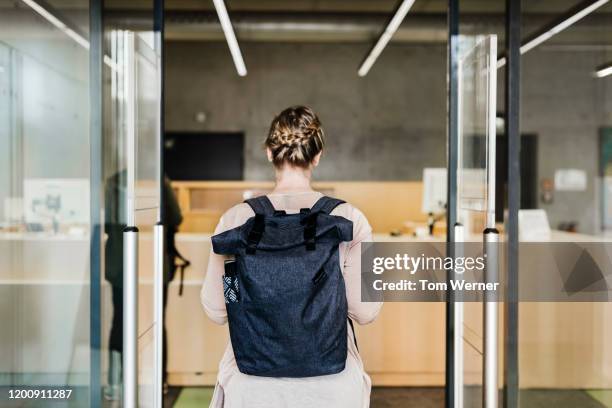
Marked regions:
[223,259,240,303]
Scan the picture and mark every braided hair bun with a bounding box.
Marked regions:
[265,106,325,168]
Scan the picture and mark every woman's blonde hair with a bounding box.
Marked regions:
[265,106,325,168]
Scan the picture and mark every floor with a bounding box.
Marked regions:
[165,386,612,408]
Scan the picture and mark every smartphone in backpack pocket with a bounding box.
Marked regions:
[223,259,240,304]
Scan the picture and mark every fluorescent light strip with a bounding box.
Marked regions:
[21,0,90,49]
[521,0,609,54]
[595,63,612,78]
[212,0,247,76]
[21,0,120,70]
[498,0,610,68]
[21,0,66,30]
[358,0,416,77]
[64,27,90,49]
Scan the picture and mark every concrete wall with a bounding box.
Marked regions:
[521,49,612,233]
[164,42,448,181]
[165,41,612,234]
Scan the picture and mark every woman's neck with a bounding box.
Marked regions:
[271,166,314,194]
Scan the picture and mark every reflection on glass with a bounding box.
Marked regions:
[455,34,498,408]
[102,16,161,404]
[0,0,91,405]
[133,33,161,408]
[457,35,496,223]
[517,2,612,406]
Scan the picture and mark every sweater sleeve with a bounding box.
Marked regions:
[201,215,231,325]
[338,205,383,325]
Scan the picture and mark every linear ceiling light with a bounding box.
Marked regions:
[21,0,90,49]
[595,62,612,78]
[358,0,416,77]
[212,0,247,76]
[20,0,122,71]
[498,0,610,68]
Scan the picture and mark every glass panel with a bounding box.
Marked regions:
[457,3,505,408]
[102,29,129,403]
[102,5,161,403]
[0,0,92,404]
[135,36,161,208]
[457,35,497,233]
[518,1,612,406]
[456,34,498,408]
[134,34,161,406]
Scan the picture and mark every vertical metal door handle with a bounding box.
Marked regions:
[153,223,165,408]
[123,227,139,408]
[123,30,138,408]
[483,229,499,408]
[453,223,465,408]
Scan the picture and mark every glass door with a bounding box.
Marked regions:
[0,1,94,406]
[454,34,499,408]
[0,1,163,406]
[103,29,163,407]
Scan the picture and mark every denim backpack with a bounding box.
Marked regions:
[211,195,354,377]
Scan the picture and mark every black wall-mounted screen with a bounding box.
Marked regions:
[495,134,538,222]
[164,132,244,180]
[464,134,538,222]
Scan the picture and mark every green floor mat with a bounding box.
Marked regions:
[587,390,612,407]
[174,387,214,408]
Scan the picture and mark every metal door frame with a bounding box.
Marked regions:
[446,1,521,407]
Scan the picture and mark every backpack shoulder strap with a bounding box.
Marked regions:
[311,196,346,215]
[244,195,276,215]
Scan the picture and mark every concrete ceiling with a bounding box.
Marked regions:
[2,0,612,46]
[106,0,612,45]
[100,0,611,14]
